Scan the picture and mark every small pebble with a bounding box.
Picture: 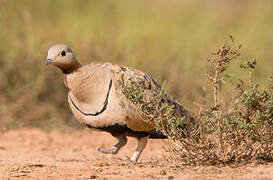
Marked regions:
[90,175,97,179]
[160,169,167,175]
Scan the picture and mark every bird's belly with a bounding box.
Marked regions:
[80,105,127,128]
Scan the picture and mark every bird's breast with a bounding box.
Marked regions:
[67,82,127,128]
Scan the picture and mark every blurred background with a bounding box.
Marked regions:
[0,0,272,131]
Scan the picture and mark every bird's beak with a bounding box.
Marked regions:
[45,58,54,65]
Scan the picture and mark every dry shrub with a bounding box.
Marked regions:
[119,36,273,166]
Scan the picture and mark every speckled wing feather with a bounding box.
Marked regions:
[110,64,195,133]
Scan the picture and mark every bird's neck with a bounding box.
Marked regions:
[63,65,92,99]
[60,62,82,74]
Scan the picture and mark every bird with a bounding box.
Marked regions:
[45,44,195,163]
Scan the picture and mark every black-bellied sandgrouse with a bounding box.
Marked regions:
[45,44,195,163]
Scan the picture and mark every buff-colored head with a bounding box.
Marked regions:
[45,44,81,74]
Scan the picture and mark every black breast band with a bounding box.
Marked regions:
[69,79,113,116]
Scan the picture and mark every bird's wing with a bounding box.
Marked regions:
[110,64,194,132]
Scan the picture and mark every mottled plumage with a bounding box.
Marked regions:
[45,44,194,163]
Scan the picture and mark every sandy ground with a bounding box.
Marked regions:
[0,128,272,180]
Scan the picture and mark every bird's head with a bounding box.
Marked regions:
[45,44,81,74]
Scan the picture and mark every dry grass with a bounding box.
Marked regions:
[169,38,272,166]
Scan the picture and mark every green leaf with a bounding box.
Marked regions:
[160,80,167,97]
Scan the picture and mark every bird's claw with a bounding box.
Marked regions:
[97,147,118,154]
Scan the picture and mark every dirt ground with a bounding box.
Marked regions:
[0,128,272,180]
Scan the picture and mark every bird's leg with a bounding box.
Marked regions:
[130,136,149,163]
[97,133,127,154]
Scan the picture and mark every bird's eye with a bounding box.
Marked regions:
[61,51,66,56]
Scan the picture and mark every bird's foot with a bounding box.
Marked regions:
[123,155,136,164]
[97,147,118,154]
[129,153,139,164]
